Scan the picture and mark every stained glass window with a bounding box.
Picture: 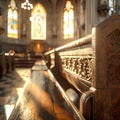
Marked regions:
[31,3,46,40]
[108,0,116,15]
[64,1,74,39]
[108,0,120,15]
[8,0,18,38]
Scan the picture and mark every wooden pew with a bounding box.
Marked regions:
[5,53,12,73]
[0,52,7,77]
[14,53,43,68]
[44,14,120,120]
[31,60,85,120]
[10,54,15,71]
[45,35,94,120]
[5,53,15,73]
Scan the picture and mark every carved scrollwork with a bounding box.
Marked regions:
[61,56,94,82]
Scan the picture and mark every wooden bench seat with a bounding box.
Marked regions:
[44,14,120,120]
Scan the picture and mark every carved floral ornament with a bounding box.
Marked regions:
[61,55,94,82]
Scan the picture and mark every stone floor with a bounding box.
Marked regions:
[0,68,79,120]
[0,70,26,120]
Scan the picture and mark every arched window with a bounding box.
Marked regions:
[63,1,74,39]
[31,3,46,40]
[8,0,18,38]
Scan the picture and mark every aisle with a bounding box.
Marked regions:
[0,70,26,120]
[7,66,77,120]
[12,69,75,120]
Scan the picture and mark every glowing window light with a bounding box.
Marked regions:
[31,3,46,40]
[7,0,18,38]
[63,1,74,39]
[4,104,15,120]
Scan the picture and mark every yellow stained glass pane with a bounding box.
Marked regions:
[64,1,74,39]
[31,3,46,40]
[8,0,18,38]
[69,9,73,19]
[64,11,68,20]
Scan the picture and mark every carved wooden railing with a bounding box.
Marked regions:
[45,34,95,120]
[45,35,93,90]
[45,14,120,120]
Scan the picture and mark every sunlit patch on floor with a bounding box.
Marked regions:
[4,104,14,120]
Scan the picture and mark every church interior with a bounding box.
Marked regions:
[0,0,120,120]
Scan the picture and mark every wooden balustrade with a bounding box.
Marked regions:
[44,14,120,120]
